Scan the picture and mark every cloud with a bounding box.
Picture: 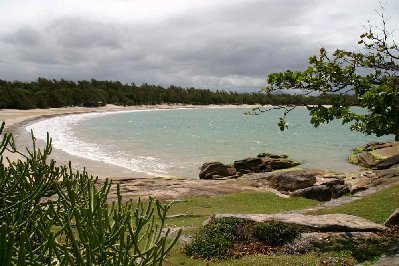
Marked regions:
[0,0,397,91]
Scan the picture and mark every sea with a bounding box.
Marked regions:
[18,107,393,179]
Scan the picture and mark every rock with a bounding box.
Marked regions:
[356,152,378,168]
[331,184,350,199]
[199,162,230,179]
[374,154,399,170]
[363,141,395,151]
[385,208,399,226]
[269,159,300,170]
[374,168,399,179]
[321,178,345,187]
[257,153,288,159]
[233,158,264,173]
[206,213,386,232]
[227,167,238,177]
[291,185,332,201]
[266,171,317,191]
[288,232,381,254]
[349,178,372,194]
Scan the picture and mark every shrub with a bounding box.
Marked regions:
[184,217,304,260]
[252,221,304,245]
[0,122,180,265]
[184,217,251,260]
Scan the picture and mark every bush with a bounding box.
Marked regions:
[184,217,304,260]
[184,217,251,260]
[252,221,303,245]
[0,122,180,265]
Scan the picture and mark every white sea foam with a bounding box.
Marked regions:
[25,110,172,176]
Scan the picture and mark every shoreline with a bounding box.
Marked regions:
[0,104,261,130]
[0,104,260,174]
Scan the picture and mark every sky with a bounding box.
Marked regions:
[0,0,398,91]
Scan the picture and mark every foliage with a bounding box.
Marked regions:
[265,7,398,140]
[252,221,304,245]
[184,217,304,260]
[184,217,250,260]
[0,78,357,110]
[0,122,180,265]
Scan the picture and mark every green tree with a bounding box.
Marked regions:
[265,8,398,140]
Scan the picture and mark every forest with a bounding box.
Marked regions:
[0,78,358,109]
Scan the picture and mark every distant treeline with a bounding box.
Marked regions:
[0,78,358,109]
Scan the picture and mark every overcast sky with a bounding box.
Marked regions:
[0,0,398,91]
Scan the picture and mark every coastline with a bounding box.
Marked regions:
[0,104,259,174]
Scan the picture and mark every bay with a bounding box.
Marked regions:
[24,107,393,178]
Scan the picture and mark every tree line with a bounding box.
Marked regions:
[0,78,358,110]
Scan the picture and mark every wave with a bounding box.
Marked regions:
[25,111,172,177]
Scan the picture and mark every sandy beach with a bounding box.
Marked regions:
[0,104,258,172]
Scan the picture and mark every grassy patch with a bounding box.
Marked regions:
[309,184,399,223]
[165,248,357,266]
[165,191,318,227]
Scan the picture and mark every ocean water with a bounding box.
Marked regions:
[23,107,393,178]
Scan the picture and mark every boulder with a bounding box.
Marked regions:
[349,178,372,194]
[199,162,230,179]
[291,185,332,201]
[356,152,377,168]
[233,158,264,173]
[268,159,300,170]
[385,208,399,226]
[206,213,386,232]
[331,184,350,199]
[374,154,399,170]
[257,153,288,159]
[266,171,317,191]
[227,167,238,177]
[320,178,345,187]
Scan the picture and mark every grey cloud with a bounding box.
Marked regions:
[1,27,41,46]
[47,18,123,49]
[0,0,393,91]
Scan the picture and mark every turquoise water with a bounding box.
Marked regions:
[26,107,393,178]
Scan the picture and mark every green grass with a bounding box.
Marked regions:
[163,186,399,265]
[165,246,353,266]
[310,184,399,223]
[165,191,318,227]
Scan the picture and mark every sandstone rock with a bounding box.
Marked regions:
[206,213,386,232]
[385,208,399,226]
[291,185,332,201]
[199,162,230,179]
[349,178,372,194]
[266,171,317,191]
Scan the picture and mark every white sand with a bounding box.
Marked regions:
[0,104,258,170]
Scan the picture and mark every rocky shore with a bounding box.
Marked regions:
[108,141,399,205]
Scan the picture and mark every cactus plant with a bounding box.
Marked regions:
[0,122,180,265]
